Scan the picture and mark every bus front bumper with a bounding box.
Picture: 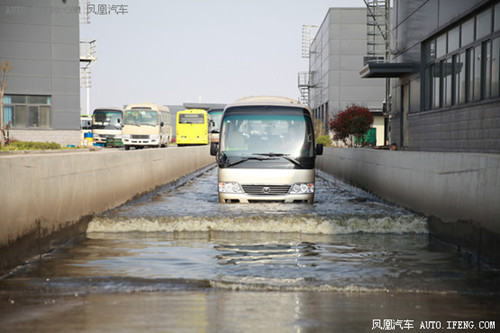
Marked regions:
[218,193,313,204]
[217,168,315,204]
[122,134,161,147]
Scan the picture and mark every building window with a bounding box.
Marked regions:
[436,34,447,58]
[462,18,475,47]
[410,78,421,112]
[422,2,500,111]
[457,52,467,104]
[492,37,500,97]
[449,26,460,53]
[485,41,492,98]
[467,48,474,102]
[495,4,500,31]
[433,63,442,109]
[444,57,453,106]
[476,9,492,39]
[473,45,482,101]
[3,95,51,128]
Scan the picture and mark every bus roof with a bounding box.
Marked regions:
[125,103,170,112]
[227,96,308,109]
[178,109,207,114]
[93,107,123,113]
[207,108,224,113]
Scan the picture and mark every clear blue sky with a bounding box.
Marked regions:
[80,0,366,113]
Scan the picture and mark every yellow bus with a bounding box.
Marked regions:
[176,109,210,146]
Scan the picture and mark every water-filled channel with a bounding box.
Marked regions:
[1,166,499,332]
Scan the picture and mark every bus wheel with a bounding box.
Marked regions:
[125,146,130,150]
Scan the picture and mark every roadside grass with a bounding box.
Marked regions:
[0,141,81,151]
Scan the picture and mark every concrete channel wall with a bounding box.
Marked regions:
[0,147,214,274]
[317,147,500,264]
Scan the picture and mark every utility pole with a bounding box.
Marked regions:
[80,40,97,115]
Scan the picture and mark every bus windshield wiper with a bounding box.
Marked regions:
[220,153,276,167]
[253,153,305,168]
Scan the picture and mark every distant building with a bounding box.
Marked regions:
[182,102,226,111]
[306,8,388,146]
[362,0,500,153]
[0,0,80,145]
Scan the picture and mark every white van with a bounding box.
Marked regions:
[121,103,172,150]
[91,107,123,146]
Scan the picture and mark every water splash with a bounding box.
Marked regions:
[87,214,428,235]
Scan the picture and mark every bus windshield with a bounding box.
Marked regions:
[208,110,223,133]
[179,113,204,124]
[124,110,158,126]
[92,111,122,130]
[220,107,314,159]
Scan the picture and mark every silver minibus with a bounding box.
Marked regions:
[210,96,323,203]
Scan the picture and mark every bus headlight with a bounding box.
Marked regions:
[122,134,130,140]
[150,135,160,142]
[219,182,244,193]
[289,183,314,194]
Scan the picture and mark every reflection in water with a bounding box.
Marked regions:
[3,289,498,333]
[7,230,498,296]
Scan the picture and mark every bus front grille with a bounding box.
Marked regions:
[242,185,291,195]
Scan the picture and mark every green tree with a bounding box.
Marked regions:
[0,60,13,146]
[329,105,374,147]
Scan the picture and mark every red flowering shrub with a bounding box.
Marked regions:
[329,105,374,146]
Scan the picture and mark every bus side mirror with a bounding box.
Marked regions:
[316,143,323,156]
[210,142,218,156]
[160,122,164,127]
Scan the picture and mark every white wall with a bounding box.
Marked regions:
[317,147,500,232]
[317,147,500,262]
[0,146,214,272]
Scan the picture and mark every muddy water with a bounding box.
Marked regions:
[1,166,499,332]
